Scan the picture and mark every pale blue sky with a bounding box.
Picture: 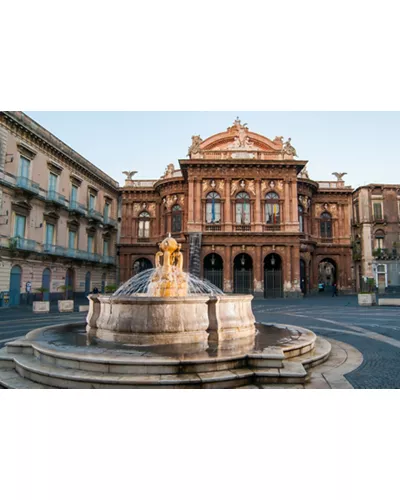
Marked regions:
[25,112,400,189]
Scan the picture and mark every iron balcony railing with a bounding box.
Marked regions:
[10,236,37,251]
[102,255,116,265]
[103,215,117,228]
[46,190,67,207]
[88,209,103,222]
[43,243,66,256]
[69,200,87,215]
[234,224,251,232]
[16,176,40,195]
[263,224,281,232]
[205,224,222,232]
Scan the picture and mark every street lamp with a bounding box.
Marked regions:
[270,254,276,267]
[240,254,246,267]
[211,253,216,267]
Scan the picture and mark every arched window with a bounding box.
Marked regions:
[171,205,182,233]
[206,192,221,223]
[235,192,250,224]
[138,211,150,238]
[298,205,304,232]
[265,192,280,224]
[375,230,385,249]
[320,212,332,238]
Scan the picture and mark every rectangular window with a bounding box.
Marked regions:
[14,214,26,238]
[354,203,359,223]
[49,173,58,193]
[373,202,383,220]
[89,194,96,210]
[45,223,55,244]
[68,231,77,249]
[104,203,110,221]
[19,156,30,178]
[87,235,94,253]
[103,240,109,256]
[71,184,78,202]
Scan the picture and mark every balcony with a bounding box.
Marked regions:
[263,224,281,232]
[103,215,117,228]
[205,224,221,232]
[10,236,38,252]
[16,176,40,195]
[46,190,67,208]
[103,255,116,265]
[69,200,87,216]
[88,208,103,222]
[43,243,66,257]
[234,225,251,232]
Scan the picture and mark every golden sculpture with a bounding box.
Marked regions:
[148,235,188,297]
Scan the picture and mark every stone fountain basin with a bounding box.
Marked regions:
[87,294,256,346]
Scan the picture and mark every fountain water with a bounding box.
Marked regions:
[88,235,255,345]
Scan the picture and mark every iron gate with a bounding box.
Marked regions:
[204,269,223,291]
[264,269,283,298]
[234,269,253,294]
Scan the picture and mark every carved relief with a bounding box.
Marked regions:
[218,180,225,193]
[231,180,239,196]
[187,135,203,158]
[247,180,256,196]
[202,180,209,193]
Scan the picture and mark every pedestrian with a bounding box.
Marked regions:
[92,286,99,294]
[332,283,338,297]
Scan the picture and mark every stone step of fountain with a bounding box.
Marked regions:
[11,354,254,389]
[0,368,51,389]
[253,361,308,384]
[295,337,332,369]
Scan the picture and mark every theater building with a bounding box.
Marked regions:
[119,119,353,296]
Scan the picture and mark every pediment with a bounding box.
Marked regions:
[187,118,296,160]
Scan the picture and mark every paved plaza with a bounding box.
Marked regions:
[1,295,399,388]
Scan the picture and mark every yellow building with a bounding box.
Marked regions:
[0,112,119,306]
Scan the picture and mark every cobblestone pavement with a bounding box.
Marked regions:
[0,306,86,348]
[252,295,400,389]
[1,296,400,388]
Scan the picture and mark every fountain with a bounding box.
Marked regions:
[0,236,332,389]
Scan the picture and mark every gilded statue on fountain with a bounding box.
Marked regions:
[148,235,188,297]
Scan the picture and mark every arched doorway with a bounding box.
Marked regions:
[132,257,153,276]
[203,253,223,291]
[42,268,51,301]
[318,258,337,293]
[101,272,106,294]
[85,271,91,295]
[264,253,283,298]
[65,268,74,299]
[234,253,253,294]
[300,259,306,295]
[9,265,22,306]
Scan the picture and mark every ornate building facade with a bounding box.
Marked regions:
[352,184,400,293]
[119,119,354,297]
[0,112,119,306]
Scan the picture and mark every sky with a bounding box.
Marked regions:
[25,112,400,189]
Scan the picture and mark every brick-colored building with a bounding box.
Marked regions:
[0,112,119,306]
[119,119,354,296]
[352,184,400,292]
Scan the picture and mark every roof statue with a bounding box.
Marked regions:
[298,165,309,179]
[122,170,138,180]
[163,163,175,178]
[282,138,298,158]
[332,172,347,181]
[187,135,203,158]
[227,117,255,150]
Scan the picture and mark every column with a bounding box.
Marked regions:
[290,181,298,223]
[284,182,290,226]
[224,245,232,292]
[255,179,262,231]
[194,180,201,228]
[254,245,263,295]
[292,246,301,293]
[224,179,232,231]
[188,180,194,223]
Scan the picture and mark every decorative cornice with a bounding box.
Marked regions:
[1,111,119,193]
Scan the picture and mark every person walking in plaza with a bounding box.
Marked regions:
[332,283,338,297]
